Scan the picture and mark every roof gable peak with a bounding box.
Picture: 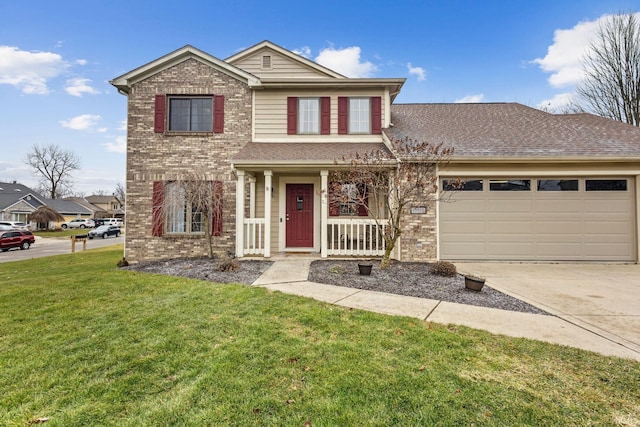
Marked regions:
[226,40,346,79]
[111,45,261,93]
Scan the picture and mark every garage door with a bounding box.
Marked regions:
[439,178,635,261]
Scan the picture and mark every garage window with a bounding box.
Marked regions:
[489,179,531,191]
[537,179,578,191]
[585,179,627,191]
[443,179,483,191]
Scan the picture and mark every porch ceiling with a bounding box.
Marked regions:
[232,142,395,169]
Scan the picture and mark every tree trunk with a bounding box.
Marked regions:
[380,235,399,269]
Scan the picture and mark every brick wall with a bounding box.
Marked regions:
[397,173,438,262]
[125,59,251,263]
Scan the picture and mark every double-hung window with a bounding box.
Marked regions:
[165,183,204,234]
[298,98,320,134]
[152,181,223,237]
[287,96,330,135]
[348,98,370,133]
[338,96,382,135]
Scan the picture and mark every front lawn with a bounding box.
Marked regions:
[0,250,638,426]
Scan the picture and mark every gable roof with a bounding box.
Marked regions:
[45,199,92,215]
[226,40,346,79]
[110,45,262,93]
[0,181,46,211]
[385,103,640,161]
[86,195,120,204]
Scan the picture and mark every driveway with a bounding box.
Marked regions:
[455,263,640,355]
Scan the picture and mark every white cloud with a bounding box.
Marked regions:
[536,92,575,111]
[315,46,377,77]
[407,63,426,81]
[117,120,127,131]
[60,114,102,130]
[75,59,88,66]
[455,94,484,103]
[0,46,68,94]
[293,46,311,58]
[531,14,640,88]
[104,135,126,153]
[65,77,100,97]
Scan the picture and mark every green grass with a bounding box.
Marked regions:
[1,250,638,426]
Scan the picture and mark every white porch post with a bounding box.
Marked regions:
[264,170,272,258]
[248,175,256,219]
[235,170,245,258]
[320,170,328,258]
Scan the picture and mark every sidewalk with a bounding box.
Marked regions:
[252,257,640,361]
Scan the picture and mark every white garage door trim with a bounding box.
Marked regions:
[439,177,636,261]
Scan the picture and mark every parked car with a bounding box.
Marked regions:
[102,218,124,226]
[93,218,106,227]
[0,221,30,230]
[61,219,95,229]
[88,225,121,239]
[0,230,35,251]
[0,224,15,231]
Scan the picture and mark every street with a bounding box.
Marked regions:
[0,235,124,263]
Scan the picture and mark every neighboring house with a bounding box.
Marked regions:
[46,199,93,226]
[85,195,125,219]
[64,197,108,218]
[0,181,93,229]
[0,181,46,223]
[111,41,640,265]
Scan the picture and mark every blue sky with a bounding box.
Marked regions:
[1,0,638,195]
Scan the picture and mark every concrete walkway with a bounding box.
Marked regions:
[252,257,640,361]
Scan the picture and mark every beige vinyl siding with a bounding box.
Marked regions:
[254,89,386,141]
[231,49,329,78]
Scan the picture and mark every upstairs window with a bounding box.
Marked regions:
[298,98,320,134]
[169,97,213,132]
[287,96,330,135]
[348,98,370,133]
[154,94,224,133]
[338,96,382,135]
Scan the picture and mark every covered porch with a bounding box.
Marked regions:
[234,168,388,258]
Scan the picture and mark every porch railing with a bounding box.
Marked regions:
[326,218,387,256]
[243,218,265,255]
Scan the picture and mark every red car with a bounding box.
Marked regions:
[0,230,35,252]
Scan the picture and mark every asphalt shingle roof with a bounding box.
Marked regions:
[384,103,640,159]
[233,142,393,165]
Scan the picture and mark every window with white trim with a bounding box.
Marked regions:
[298,98,320,134]
[349,98,370,133]
[165,183,204,234]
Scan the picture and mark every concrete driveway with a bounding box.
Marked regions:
[455,263,640,356]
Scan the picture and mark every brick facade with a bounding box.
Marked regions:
[125,59,251,263]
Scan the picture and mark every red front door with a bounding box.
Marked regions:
[286,184,314,247]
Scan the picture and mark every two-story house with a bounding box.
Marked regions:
[112,41,640,265]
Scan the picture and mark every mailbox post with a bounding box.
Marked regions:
[71,234,88,253]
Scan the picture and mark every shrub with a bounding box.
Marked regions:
[217,256,240,272]
[429,260,457,277]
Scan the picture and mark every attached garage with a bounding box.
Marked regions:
[439,177,636,261]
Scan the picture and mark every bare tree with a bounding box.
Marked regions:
[24,144,80,199]
[157,169,224,258]
[576,12,640,126]
[115,182,126,205]
[331,138,454,269]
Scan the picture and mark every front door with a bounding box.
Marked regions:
[286,184,314,247]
